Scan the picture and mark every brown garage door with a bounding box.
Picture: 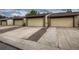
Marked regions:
[51,17,73,27]
[28,18,43,26]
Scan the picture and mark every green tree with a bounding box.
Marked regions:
[66,9,72,13]
[0,15,6,18]
[27,10,39,16]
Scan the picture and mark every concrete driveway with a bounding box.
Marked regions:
[0,27,79,50]
[38,27,79,50]
[0,26,21,34]
[0,26,18,30]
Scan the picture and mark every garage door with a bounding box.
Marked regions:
[28,18,43,26]
[51,17,73,27]
[7,20,13,25]
[2,21,7,26]
[15,20,23,26]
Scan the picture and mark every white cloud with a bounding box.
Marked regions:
[0,9,15,12]
[72,9,79,12]
[10,10,28,16]
[19,11,27,16]
[0,9,79,17]
[11,13,20,16]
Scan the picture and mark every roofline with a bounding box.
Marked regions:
[25,12,79,18]
[1,12,79,20]
[0,18,11,21]
[25,14,48,18]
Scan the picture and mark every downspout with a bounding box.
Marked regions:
[73,16,75,27]
[78,16,79,27]
[45,13,52,27]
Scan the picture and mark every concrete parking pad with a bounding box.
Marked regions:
[0,36,59,50]
[38,27,58,48]
[0,27,59,50]
[57,28,79,50]
[0,26,21,34]
[0,26,18,30]
[38,27,79,50]
[0,27,42,39]
[0,41,21,50]
[0,27,79,50]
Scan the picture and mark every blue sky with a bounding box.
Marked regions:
[0,9,79,17]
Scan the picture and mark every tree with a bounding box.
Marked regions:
[66,9,72,13]
[0,15,6,18]
[26,10,39,16]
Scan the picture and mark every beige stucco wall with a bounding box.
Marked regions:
[0,21,1,25]
[23,18,26,23]
[74,16,79,27]
[51,17,73,27]
[15,20,23,26]
[28,18,43,26]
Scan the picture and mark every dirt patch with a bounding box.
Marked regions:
[26,27,47,42]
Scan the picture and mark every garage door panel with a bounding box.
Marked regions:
[51,18,73,27]
[2,21,6,26]
[28,18,43,26]
[15,20,23,26]
[7,20,13,25]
